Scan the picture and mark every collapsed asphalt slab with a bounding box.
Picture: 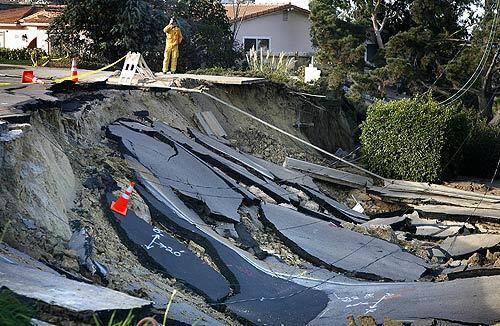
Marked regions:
[153,121,293,204]
[106,122,244,222]
[135,176,329,326]
[435,234,500,258]
[308,275,500,325]
[245,153,320,191]
[188,127,275,180]
[260,203,430,281]
[0,244,152,317]
[106,194,230,302]
[299,185,370,223]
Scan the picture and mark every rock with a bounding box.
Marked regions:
[188,240,206,255]
[467,253,481,267]
[486,250,500,265]
[347,315,357,326]
[357,315,377,326]
[214,222,239,240]
[383,318,404,326]
[448,259,462,268]
[60,250,80,271]
[303,200,320,211]
[247,185,277,204]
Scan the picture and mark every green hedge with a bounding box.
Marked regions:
[461,120,500,179]
[360,96,469,182]
[0,48,32,61]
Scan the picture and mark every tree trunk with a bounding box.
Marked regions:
[371,5,384,49]
[477,91,494,121]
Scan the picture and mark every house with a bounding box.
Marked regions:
[253,0,310,10]
[0,5,61,53]
[222,0,310,10]
[224,3,315,55]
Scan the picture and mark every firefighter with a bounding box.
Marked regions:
[162,18,183,74]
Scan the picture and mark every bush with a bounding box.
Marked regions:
[0,48,32,61]
[360,96,469,182]
[461,120,500,179]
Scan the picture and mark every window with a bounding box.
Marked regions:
[0,32,4,48]
[243,38,270,52]
[283,10,289,21]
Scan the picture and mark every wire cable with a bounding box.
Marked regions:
[439,0,499,105]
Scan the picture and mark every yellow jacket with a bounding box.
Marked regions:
[164,25,183,47]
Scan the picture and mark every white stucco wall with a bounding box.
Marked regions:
[0,26,50,52]
[235,10,314,54]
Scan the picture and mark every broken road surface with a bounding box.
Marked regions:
[260,203,429,281]
[105,119,500,325]
[0,244,152,315]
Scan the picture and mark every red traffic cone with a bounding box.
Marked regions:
[71,58,78,83]
[111,182,135,216]
[22,70,34,83]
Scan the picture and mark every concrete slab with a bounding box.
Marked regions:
[189,128,274,180]
[135,175,329,326]
[361,216,412,231]
[310,276,500,325]
[106,196,230,302]
[194,111,227,138]
[284,157,374,189]
[107,122,243,222]
[414,204,500,223]
[156,73,265,85]
[245,154,320,191]
[0,254,152,314]
[438,234,500,258]
[260,203,429,281]
[152,121,292,203]
[299,186,370,223]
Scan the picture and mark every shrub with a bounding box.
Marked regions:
[360,96,469,182]
[461,120,500,179]
[0,48,32,61]
[246,48,296,75]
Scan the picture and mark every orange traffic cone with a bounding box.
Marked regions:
[22,70,34,83]
[71,58,78,83]
[111,182,135,216]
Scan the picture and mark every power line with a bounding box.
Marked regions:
[439,0,499,105]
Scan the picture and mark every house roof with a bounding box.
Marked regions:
[20,6,61,24]
[0,5,61,25]
[0,6,34,23]
[224,3,309,22]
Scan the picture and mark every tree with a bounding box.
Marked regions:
[309,0,413,96]
[48,0,167,66]
[174,0,239,70]
[311,0,497,119]
[49,0,238,70]
[310,0,366,91]
[444,0,499,120]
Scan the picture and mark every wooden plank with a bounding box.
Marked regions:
[283,157,373,189]
[200,111,227,138]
